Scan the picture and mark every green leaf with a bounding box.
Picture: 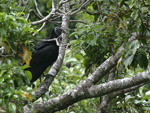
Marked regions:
[6,102,16,113]
[1,28,6,38]
[138,54,148,69]
[132,40,139,54]
[19,65,30,70]
[6,37,16,53]
[142,107,150,111]
[124,54,134,68]
[15,78,23,86]
[0,77,4,83]
[7,59,11,65]
[0,70,7,77]
[69,32,78,38]
[47,0,52,8]
[134,11,138,20]
[146,74,150,80]
[25,70,32,80]
[65,58,77,63]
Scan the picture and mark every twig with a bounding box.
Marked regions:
[70,20,86,24]
[51,15,61,20]
[0,54,15,57]
[70,0,93,15]
[32,22,47,36]
[22,0,30,12]
[85,10,101,15]
[29,0,56,25]
[58,0,69,8]
[33,0,44,18]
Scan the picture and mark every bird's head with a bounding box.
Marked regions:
[54,27,68,36]
[53,27,68,46]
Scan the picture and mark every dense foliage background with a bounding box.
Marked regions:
[0,0,150,112]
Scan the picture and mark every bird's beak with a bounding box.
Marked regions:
[62,29,68,34]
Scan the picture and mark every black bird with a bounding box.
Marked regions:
[26,27,67,83]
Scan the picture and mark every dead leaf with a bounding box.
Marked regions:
[21,91,32,101]
[18,44,32,65]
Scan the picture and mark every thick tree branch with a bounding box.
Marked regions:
[82,45,123,85]
[29,8,56,25]
[23,69,150,113]
[98,32,139,112]
[98,82,149,112]
[29,0,56,25]
[88,70,150,97]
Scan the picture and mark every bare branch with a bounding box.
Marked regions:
[26,9,42,21]
[70,0,93,15]
[98,82,148,111]
[51,15,61,20]
[32,22,47,36]
[33,0,44,18]
[29,6,56,25]
[89,70,150,97]
[29,0,69,25]
[52,0,55,9]
[58,0,69,7]
[21,0,30,12]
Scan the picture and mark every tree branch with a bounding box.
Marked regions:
[29,1,56,25]
[70,0,93,15]
[32,22,47,36]
[23,69,150,112]
[33,0,44,18]
[98,82,149,112]
[29,0,70,25]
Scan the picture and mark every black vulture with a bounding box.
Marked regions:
[26,27,67,84]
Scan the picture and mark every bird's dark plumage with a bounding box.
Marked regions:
[26,27,67,83]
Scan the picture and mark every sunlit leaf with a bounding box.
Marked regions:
[47,0,52,8]
[124,54,134,68]
[142,107,150,111]
[6,102,16,113]
[116,57,122,69]
[25,70,32,80]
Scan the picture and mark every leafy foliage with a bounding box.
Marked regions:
[0,59,32,112]
[68,0,150,112]
[0,12,36,54]
[0,1,36,112]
